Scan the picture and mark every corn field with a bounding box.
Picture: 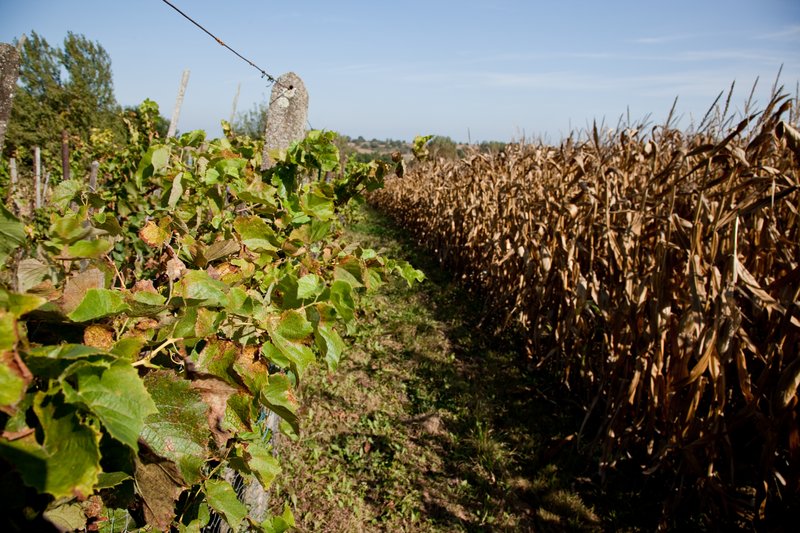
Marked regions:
[369,92,800,526]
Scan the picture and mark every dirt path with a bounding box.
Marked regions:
[268,207,650,532]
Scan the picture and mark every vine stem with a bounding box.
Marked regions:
[133,337,180,367]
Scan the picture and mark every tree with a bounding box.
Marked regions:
[232,100,268,138]
[61,32,120,138]
[428,135,460,160]
[4,31,125,165]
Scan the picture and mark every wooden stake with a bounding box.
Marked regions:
[89,160,99,192]
[229,82,241,125]
[34,145,41,209]
[61,129,70,181]
[167,69,190,138]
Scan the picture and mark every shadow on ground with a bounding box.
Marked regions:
[269,206,658,532]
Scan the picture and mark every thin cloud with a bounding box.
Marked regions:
[754,24,800,41]
[631,33,695,45]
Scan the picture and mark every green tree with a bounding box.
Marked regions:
[232,100,268,138]
[429,135,460,160]
[61,32,120,138]
[4,31,124,166]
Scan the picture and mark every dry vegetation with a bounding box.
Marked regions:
[369,91,800,528]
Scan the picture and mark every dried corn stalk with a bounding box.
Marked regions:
[370,94,800,526]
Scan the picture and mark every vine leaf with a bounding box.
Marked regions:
[296,273,324,300]
[175,270,228,307]
[16,258,50,293]
[67,288,130,322]
[66,238,113,259]
[0,204,26,264]
[260,374,299,435]
[244,440,281,490]
[42,500,87,531]
[61,268,106,314]
[315,322,345,372]
[234,215,279,252]
[0,392,101,499]
[266,310,315,377]
[61,360,157,451]
[204,478,247,529]
[134,450,185,530]
[139,220,170,247]
[140,371,209,486]
[190,376,239,448]
[329,280,355,323]
[333,257,364,289]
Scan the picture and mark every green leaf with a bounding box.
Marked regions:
[176,270,228,307]
[92,212,124,236]
[261,374,299,435]
[62,361,157,451]
[29,343,110,361]
[192,339,239,387]
[0,204,27,264]
[0,393,101,499]
[204,167,221,185]
[0,310,16,352]
[50,179,84,211]
[364,266,384,291]
[95,471,132,489]
[260,341,292,370]
[43,500,87,531]
[204,479,247,529]
[297,273,324,300]
[225,287,255,317]
[131,290,167,307]
[111,337,146,361]
[262,504,296,533]
[50,212,91,243]
[230,178,279,211]
[171,306,198,339]
[234,216,279,252]
[66,238,113,258]
[267,310,315,377]
[140,371,209,485]
[0,357,27,408]
[300,188,334,221]
[333,257,364,289]
[244,440,281,489]
[329,280,355,322]
[315,322,345,372]
[67,288,130,322]
[395,261,425,286]
[308,220,332,243]
[205,239,240,262]
[151,146,170,173]
[275,309,314,340]
[195,308,225,338]
[0,289,46,317]
[412,134,434,161]
[215,157,247,179]
[179,129,206,147]
[167,172,184,208]
[97,508,134,533]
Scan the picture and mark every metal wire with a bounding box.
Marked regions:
[160,0,287,89]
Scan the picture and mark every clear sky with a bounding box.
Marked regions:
[1,0,799,142]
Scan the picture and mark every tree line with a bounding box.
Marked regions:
[2,31,168,185]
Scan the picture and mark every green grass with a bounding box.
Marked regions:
[267,205,654,532]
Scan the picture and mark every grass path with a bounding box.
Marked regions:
[268,206,649,532]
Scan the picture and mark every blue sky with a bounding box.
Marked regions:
[1,0,799,142]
